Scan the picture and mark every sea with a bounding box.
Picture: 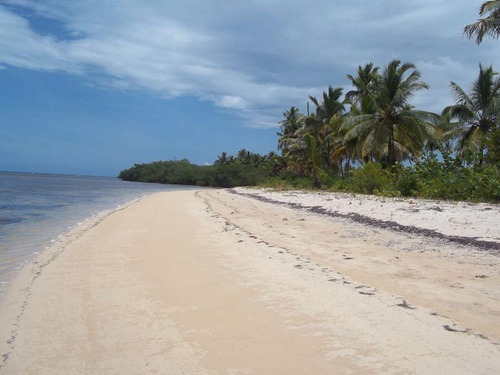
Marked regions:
[0,171,197,298]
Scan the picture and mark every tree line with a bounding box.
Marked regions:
[119,2,499,201]
[118,151,278,188]
[268,2,499,200]
[275,61,499,187]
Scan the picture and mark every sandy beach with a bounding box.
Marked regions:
[0,188,499,374]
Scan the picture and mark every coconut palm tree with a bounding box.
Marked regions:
[305,86,345,172]
[236,149,251,164]
[342,63,382,164]
[323,114,354,177]
[442,64,500,164]
[464,0,500,44]
[345,62,380,114]
[341,60,440,166]
[303,132,322,187]
[214,152,232,166]
[425,111,459,153]
[277,106,302,152]
[309,86,345,125]
[282,135,309,177]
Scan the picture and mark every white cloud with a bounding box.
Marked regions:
[0,7,78,72]
[214,96,247,110]
[0,1,499,128]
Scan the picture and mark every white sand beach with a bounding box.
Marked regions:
[0,189,499,374]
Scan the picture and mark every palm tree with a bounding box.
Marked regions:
[214,152,232,166]
[442,64,500,164]
[303,132,322,187]
[342,63,381,164]
[464,0,500,44]
[236,149,251,164]
[266,151,278,160]
[426,111,459,153]
[341,60,440,166]
[277,106,302,152]
[306,86,345,172]
[345,63,379,114]
[309,86,344,125]
[323,114,353,177]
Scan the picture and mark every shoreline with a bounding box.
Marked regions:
[1,189,499,373]
[0,194,150,300]
[0,194,152,367]
[0,171,192,298]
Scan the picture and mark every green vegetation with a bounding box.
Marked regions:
[119,62,499,201]
[118,151,280,188]
[270,61,499,202]
[120,9,499,202]
[263,156,499,202]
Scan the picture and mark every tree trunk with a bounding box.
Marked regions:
[312,168,321,188]
[326,143,331,171]
[388,125,395,166]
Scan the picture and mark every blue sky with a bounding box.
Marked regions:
[1,0,499,176]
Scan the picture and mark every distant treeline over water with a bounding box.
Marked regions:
[118,148,499,202]
[118,151,277,188]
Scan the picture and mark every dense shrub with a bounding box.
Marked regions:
[317,169,336,188]
[118,160,200,185]
[209,164,266,187]
[400,152,500,202]
[344,162,393,195]
[119,160,268,188]
[262,153,499,202]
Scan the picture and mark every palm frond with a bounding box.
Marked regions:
[343,117,378,143]
[480,0,500,15]
[444,104,478,124]
[459,126,484,154]
[464,2,500,44]
[449,82,476,110]
[359,131,377,159]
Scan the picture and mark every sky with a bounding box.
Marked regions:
[0,0,499,176]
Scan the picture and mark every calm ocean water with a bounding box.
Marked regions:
[0,171,196,297]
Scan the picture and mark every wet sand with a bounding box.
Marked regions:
[0,189,499,374]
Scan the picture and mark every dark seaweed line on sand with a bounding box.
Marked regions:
[229,189,500,253]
